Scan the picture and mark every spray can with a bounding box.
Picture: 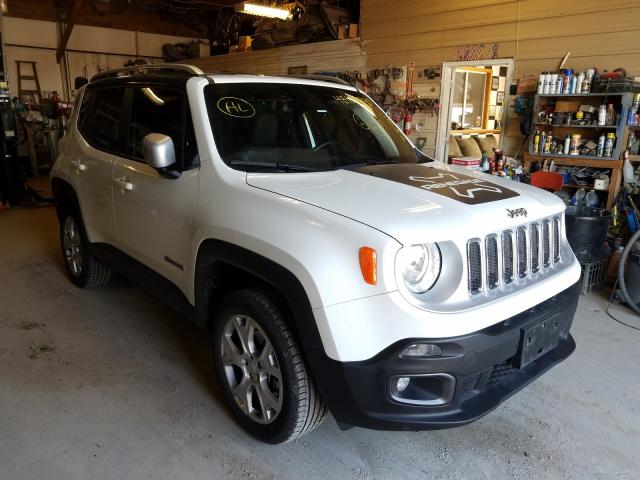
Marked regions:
[569,75,577,94]
[555,75,563,94]
[539,131,547,153]
[550,73,558,94]
[563,74,571,94]
[570,134,581,155]
[543,72,552,94]
[576,72,585,94]
[597,133,606,156]
[597,105,607,126]
[537,72,546,94]
[563,134,571,155]
[533,130,540,152]
[604,132,615,157]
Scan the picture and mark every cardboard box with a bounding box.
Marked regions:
[450,157,481,166]
[555,100,581,112]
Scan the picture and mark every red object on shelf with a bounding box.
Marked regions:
[530,171,564,192]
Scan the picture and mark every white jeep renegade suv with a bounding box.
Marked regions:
[51,64,581,444]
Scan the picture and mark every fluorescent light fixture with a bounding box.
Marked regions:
[238,2,292,20]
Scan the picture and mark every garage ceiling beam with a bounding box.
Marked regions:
[56,0,84,63]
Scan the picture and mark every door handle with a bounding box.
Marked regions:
[71,159,87,171]
[113,177,134,191]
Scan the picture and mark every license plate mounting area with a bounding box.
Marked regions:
[516,313,562,369]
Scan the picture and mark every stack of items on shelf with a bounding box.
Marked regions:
[538,68,596,96]
[451,147,524,181]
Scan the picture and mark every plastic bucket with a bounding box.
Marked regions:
[565,206,611,262]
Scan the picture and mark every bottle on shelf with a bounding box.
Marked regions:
[586,69,595,92]
[539,130,547,154]
[623,150,634,184]
[533,130,540,152]
[570,74,577,94]
[597,133,606,157]
[606,103,615,126]
[537,72,545,94]
[597,104,607,126]
[603,132,616,157]
[543,72,552,94]
[555,75,563,95]
[576,72,585,94]
[550,73,558,94]
[563,134,571,155]
[570,134,581,155]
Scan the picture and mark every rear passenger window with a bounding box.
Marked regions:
[76,89,94,139]
[90,88,125,153]
[128,87,187,165]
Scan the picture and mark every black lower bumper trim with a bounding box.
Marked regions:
[313,282,580,431]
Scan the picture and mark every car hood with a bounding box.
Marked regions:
[246,162,566,244]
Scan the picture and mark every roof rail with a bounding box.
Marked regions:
[288,74,352,86]
[91,63,205,82]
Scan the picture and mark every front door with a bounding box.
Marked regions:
[112,86,199,291]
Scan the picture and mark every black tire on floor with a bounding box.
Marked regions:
[59,210,112,288]
[212,288,327,444]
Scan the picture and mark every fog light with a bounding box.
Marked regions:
[396,377,410,392]
[400,343,442,358]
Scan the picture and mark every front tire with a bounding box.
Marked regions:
[212,289,327,444]
[60,211,111,288]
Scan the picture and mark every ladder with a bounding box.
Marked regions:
[16,61,42,105]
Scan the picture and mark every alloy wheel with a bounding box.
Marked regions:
[220,314,284,424]
[63,217,83,277]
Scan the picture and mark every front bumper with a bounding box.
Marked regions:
[315,282,580,431]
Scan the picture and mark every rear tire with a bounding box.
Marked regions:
[60,211,112,288]
[212,288,327,444]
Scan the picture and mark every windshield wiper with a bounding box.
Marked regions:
[228,160,319,172]
[339,158,399,169]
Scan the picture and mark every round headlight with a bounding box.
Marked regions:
[396,243,441,293]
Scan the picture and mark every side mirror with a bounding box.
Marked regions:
[142,133,180,178]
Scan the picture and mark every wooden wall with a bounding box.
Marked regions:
[185,38,366,76]
[360,0,640,78]
[361,0,640,157]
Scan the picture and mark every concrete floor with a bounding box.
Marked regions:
[1,206,639,480]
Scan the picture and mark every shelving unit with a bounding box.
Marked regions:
[524,92,635,210]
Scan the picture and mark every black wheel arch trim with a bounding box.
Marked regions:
[194,239,356,422]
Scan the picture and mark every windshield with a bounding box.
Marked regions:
[205,82,431,172]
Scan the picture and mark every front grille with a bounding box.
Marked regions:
[530,223,540,273]
[486,235,499,289]
[517,227,528,278]
[467,216,562,294]
[467,241,482,294]
[502,231,514,284]
[553,217,561,262]
[542,220,551,267]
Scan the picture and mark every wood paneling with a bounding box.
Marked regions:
[361,0,640,78]
[185,39,366,76]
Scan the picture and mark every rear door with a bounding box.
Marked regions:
[73,87,126,242]
[111,85,199,290]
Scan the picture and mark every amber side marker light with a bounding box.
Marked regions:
[359,247,377,285]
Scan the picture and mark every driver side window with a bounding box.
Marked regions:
[127,86,192,168]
